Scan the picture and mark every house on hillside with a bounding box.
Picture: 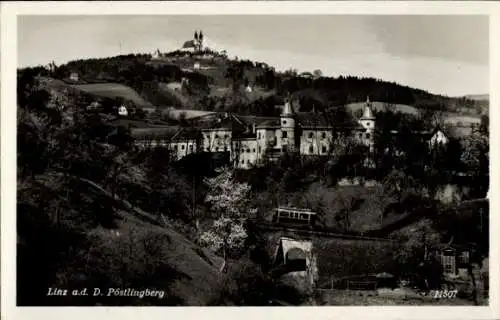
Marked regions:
[69,72,79,82]
[428,127,450,148]
[152,49,162,60]
[87,101,101,111]
[430,243,475,277]
[132,127,199,160]
[118,105,128,117]
[299,72,315,80]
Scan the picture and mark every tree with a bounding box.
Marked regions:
[313,69,323,78]
[200,168,253,273]
[460,131,489,197]
[383,169,420,205]
[392,219,442,285]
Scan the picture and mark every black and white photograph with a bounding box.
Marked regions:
[1,2,498,317]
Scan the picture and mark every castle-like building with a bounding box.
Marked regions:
[134,98,376,170]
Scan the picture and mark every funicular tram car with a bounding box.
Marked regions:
[273,207,317,227]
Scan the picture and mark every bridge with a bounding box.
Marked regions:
[254,207,395,293]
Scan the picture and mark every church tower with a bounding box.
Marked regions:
[359,96,375,132]
[358,96,376,151]
[280,96,296,152]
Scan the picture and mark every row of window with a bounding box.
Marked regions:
[239,159,254,166]
[305,132,328,139]
[173,144,195,152]
[258,131,329,140]
[205,146,228,152]
[241,148,256,153]
[306,145,328,154]
[278,211,312,220]
[357,132,371,139]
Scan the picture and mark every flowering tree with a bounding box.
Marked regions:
[200,168,252,273]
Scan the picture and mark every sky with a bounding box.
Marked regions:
[18,15,489,97]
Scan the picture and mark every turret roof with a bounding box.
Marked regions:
[360,96,375,120]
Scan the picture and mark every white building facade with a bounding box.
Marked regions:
[133,98,376,169]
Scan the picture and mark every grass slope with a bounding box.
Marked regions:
[19,173,223,305]
[345,101,419,115]
[72,83,153,107]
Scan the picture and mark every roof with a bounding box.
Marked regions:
[200,114,247,132]
[296,112,365,130]
[435,243,475,251]
[296,113,332,128]
[170,128,200,141]
[361,99,375,120]
[131,127,179,139]
[256,118,280,129]
[232,132,257,140]
[282,100,294,116]
[182,40,197,49]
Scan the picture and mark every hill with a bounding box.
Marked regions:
[463,94,489,101]
[28,51,488,118]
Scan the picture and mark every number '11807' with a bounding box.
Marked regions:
[430,289,458,299]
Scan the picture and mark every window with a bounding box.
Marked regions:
[309,132,314,139]
[283,120,287,125]
[174,145,178,151]
[358,132,363,139]
[459,251,470,264]
[241,160,244,164]
[309,145,313,153]
[215,134,219,139]
[253,148,256,152]
[366,133,371,139]
[322,132,326,139]
[181,145,185,150]
[321,145,327,153]
[246,148,250,153]
[441,253,455,274]
[282,131,288,138]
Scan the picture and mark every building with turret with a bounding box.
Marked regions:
[133,98,376,170]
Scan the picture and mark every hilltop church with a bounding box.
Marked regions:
[134,98,376,170]
[180,30,204,53]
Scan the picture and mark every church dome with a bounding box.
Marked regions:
[182,40,197,49]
